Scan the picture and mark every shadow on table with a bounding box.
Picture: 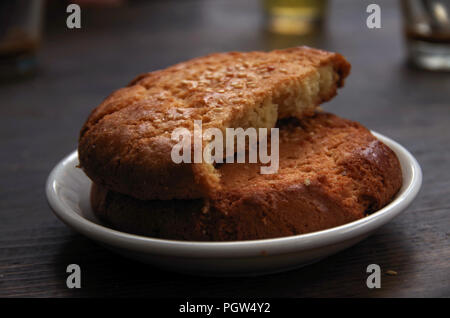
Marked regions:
[52,223,414,297]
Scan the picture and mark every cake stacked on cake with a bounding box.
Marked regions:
[79,47,402,241]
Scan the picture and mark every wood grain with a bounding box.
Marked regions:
[0,0,449,297]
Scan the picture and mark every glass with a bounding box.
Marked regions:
[0,0,44,80]
[263,0,328,35]
[401,0,450,71]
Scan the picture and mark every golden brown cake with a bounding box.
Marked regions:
[79,47,350,200]
[91,112,402,241]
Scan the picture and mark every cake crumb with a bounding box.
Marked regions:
[385,270,398,276]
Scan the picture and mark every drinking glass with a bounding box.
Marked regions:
[401,0,450,70]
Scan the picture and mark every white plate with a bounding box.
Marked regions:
[46,132,422,276]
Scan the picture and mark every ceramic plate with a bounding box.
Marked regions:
[46,132,422,276]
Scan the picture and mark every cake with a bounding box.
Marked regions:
[79,47,350,200]
[90,112,403,241]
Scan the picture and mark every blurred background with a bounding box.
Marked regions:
[1,0,449,297]
[2,0,449,172]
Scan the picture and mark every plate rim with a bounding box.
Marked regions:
[46,131,422,258]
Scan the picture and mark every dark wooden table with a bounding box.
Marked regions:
[1,0,449,298]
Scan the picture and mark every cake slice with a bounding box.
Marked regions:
[91,112,402,241]
[79,47,351,200]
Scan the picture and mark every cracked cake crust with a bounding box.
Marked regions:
[79,47,351,200]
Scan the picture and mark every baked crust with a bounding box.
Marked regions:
[79,47,351,200]
[91,112,402,241]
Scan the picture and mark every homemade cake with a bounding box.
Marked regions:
[91,112,403,241]
[79,47,350,200]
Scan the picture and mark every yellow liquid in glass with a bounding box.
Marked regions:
[264,0,327,35]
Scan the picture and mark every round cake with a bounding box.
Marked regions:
[91,112,402,241]
[79,47,351,200]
